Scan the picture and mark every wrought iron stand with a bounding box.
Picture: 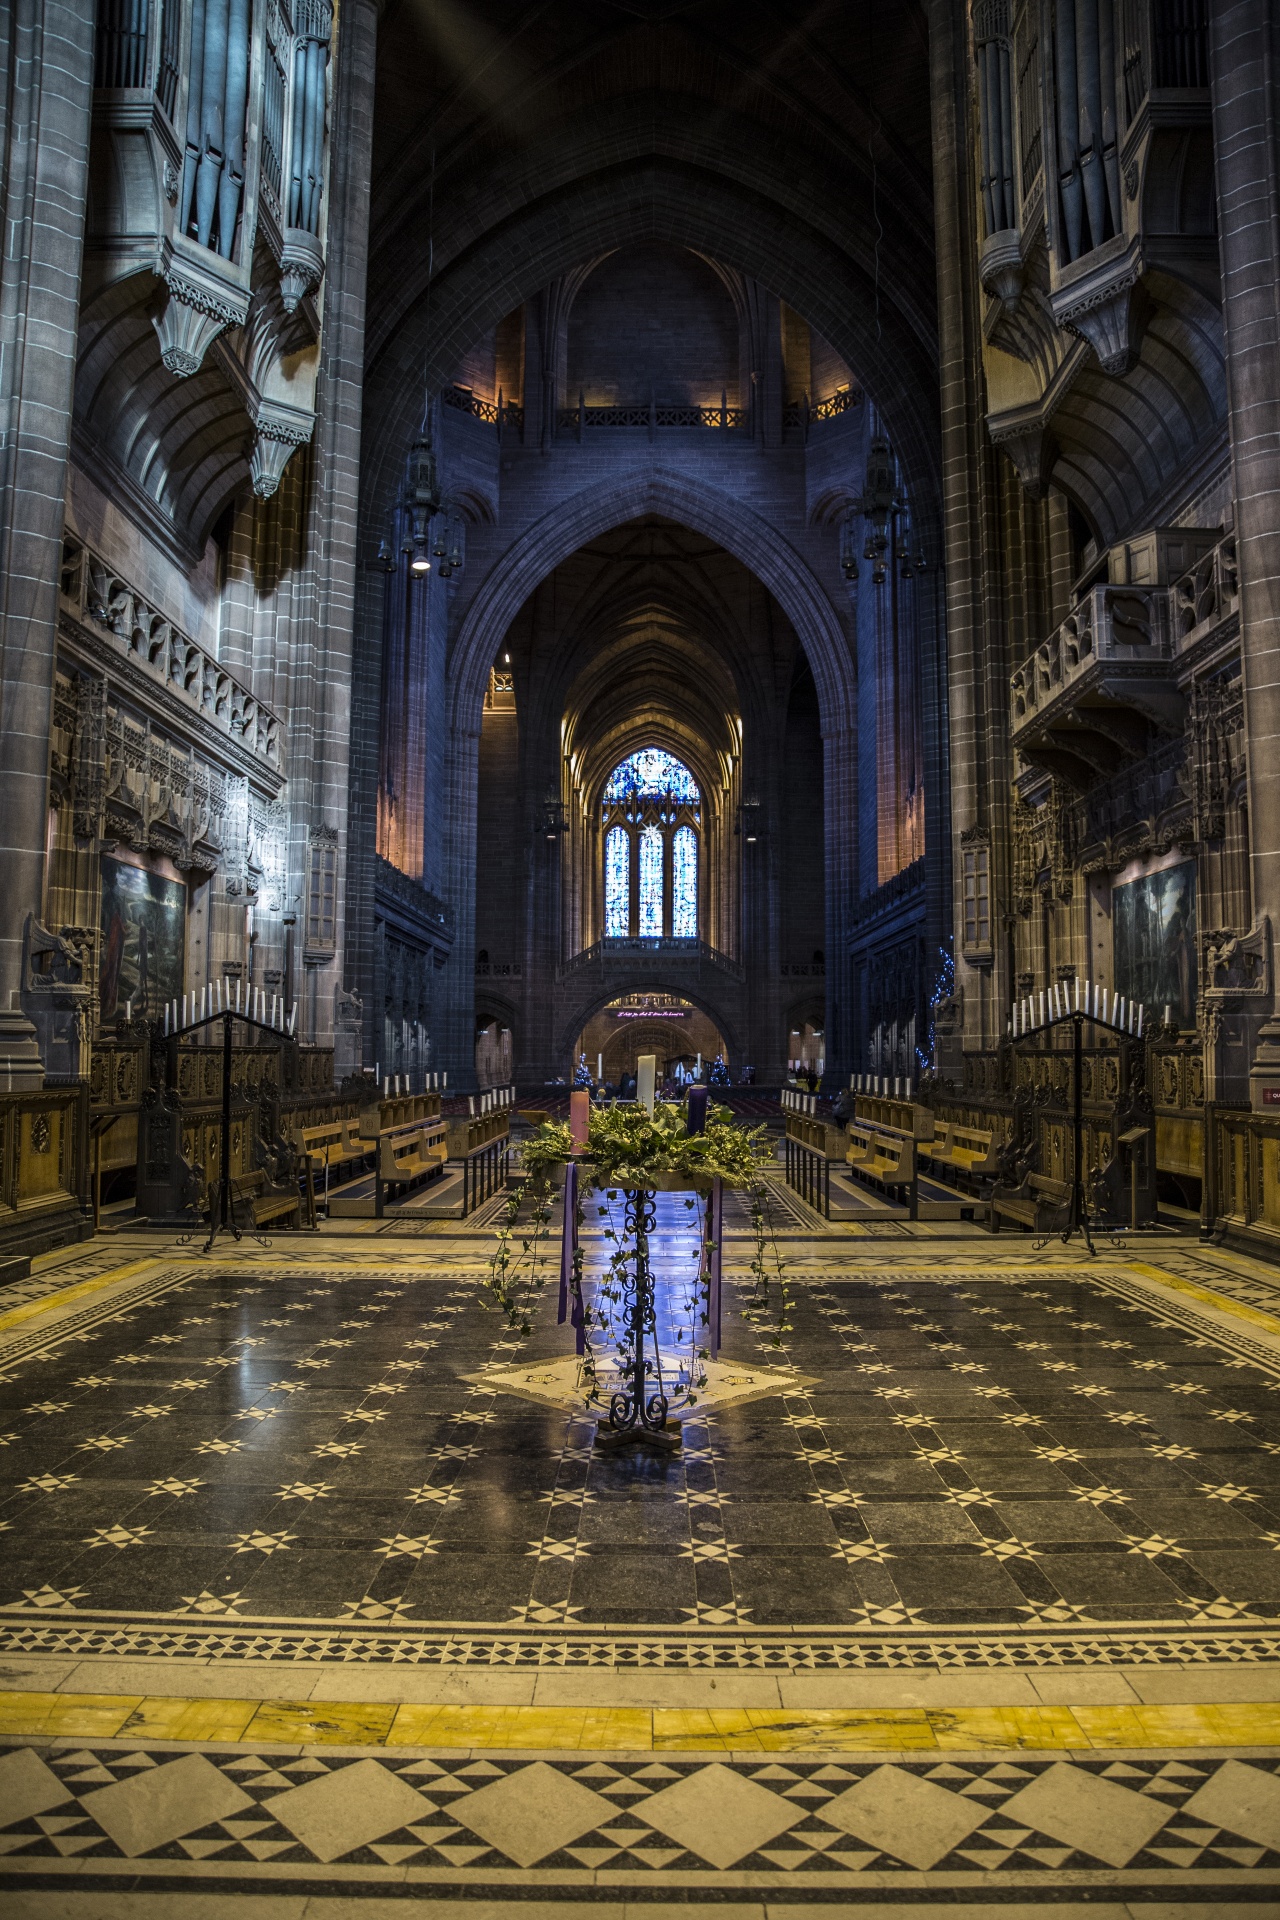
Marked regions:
[596,1189,681,1452]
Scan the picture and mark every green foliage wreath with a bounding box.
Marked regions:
[485,1103,791,1381]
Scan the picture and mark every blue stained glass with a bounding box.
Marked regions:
[604,749,700,802]
[672,825,697,938]
[638,824,664,935]
[604,827,630,936]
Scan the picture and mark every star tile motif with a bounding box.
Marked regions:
[1123,1533,1188,1560]
[232,1530,297,1554]
[376,1535,437,1559]
[276,1482,335,1502]
[147,1477,204,1497]
[84,1524,153,1549]
[19,1473,80,1494]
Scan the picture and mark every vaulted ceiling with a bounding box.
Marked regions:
[364,0,939,517]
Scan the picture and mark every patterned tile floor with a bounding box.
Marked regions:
[2,1208,1280,1909]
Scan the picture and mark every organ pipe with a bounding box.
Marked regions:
[974,2,1016,236]
[289,2,332,236]
[180,0,250,260]
[1053,0,1122,263]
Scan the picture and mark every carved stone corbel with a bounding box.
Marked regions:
[1055,269,1146,377]
[279,228,325,315]
[152,266,250,378]
[249,406,314,499]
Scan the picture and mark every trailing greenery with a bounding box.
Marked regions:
[485,1102,791,1372]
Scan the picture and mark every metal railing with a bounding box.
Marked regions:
[60,535,282,769]
[559,936,745,983]
[442,386,524,432]
[556,400,749,434]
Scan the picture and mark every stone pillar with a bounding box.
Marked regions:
[1210,1,1280,1102]
[929,0,1012,1067]
[823,715,859,1084]
[0,0,94,1086]
[299,0,376,1070]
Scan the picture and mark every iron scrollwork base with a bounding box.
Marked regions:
[597,1188,681,1452]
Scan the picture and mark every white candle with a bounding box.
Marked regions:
[443,1071,447,1089]
[289,1003,296,1035]
[125,997,132,1022]
[637,1053,657,1114]
[1136,1003,1144,1037]
[597,1052,603,1083]
[164,1004,170,1035]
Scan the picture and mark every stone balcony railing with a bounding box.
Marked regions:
[1171,533,1239,655]
[1010,581,1184,785]
[558,936,746,985]
[60,535,282,769]
[1010,532,1240,787]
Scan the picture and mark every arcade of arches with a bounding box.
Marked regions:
[4,1,1280,1911]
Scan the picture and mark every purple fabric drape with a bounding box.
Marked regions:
[706,1176,723,1357]
[557,1161,585,1354]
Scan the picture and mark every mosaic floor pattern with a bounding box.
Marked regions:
[2,1213,1280,1907]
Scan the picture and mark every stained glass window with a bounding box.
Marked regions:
[672,825,697,938]
[604,749,700,802]
[604,827,630,937]
[638,824,664,935]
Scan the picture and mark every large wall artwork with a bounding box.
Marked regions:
[1113,859,1197,1023]
[98,856,186,1021]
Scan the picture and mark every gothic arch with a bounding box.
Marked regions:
[447,471,855,742]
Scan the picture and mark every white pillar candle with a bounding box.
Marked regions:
[637,1053,657,1113]
[443,1071,447,1088]
[1136,1003,1144,1037]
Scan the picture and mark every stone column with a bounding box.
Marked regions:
[929,0,1012,1066]
[1210,1,1280,1100]
[0,0,94,1086]
[297,0,376,1070]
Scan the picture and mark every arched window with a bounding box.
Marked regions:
[672,824,698,937]
[604,749,700,803]
[604,826,630,937]
[638,824,664,935]
[601,750,701,940]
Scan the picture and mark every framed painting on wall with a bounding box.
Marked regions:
[1113,858,1196,1023]
[98,856,186,1021]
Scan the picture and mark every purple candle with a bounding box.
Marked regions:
[687,1086,709,1134]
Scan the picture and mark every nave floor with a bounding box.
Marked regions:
[1,1195,1279,1914]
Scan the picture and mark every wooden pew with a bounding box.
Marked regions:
[846,1121,916,1194]
[301,1119,369,1182]
[229,1167,302,1232]
[378,1122,448,1194]
[989,1172,1071,1236]
[922,1122,998,1187]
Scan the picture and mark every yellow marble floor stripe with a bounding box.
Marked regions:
[1128,1260,1280,1341]
[0,1258,176,1334]
[2,1692,1278,1752]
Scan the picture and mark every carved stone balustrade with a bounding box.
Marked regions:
[60,535,282,773]
[1173,533,1240,659]
[1010,583,1182,786]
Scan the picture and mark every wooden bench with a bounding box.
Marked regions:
[847,1122,916,1188]
[301,1119,369,1182]
[922,1122,998,1184]
[989,1172,1071,1235]
[229,1167,302,1232]
[378,1122,448,1194]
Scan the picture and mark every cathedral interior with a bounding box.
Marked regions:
[2,0,1280,1910]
